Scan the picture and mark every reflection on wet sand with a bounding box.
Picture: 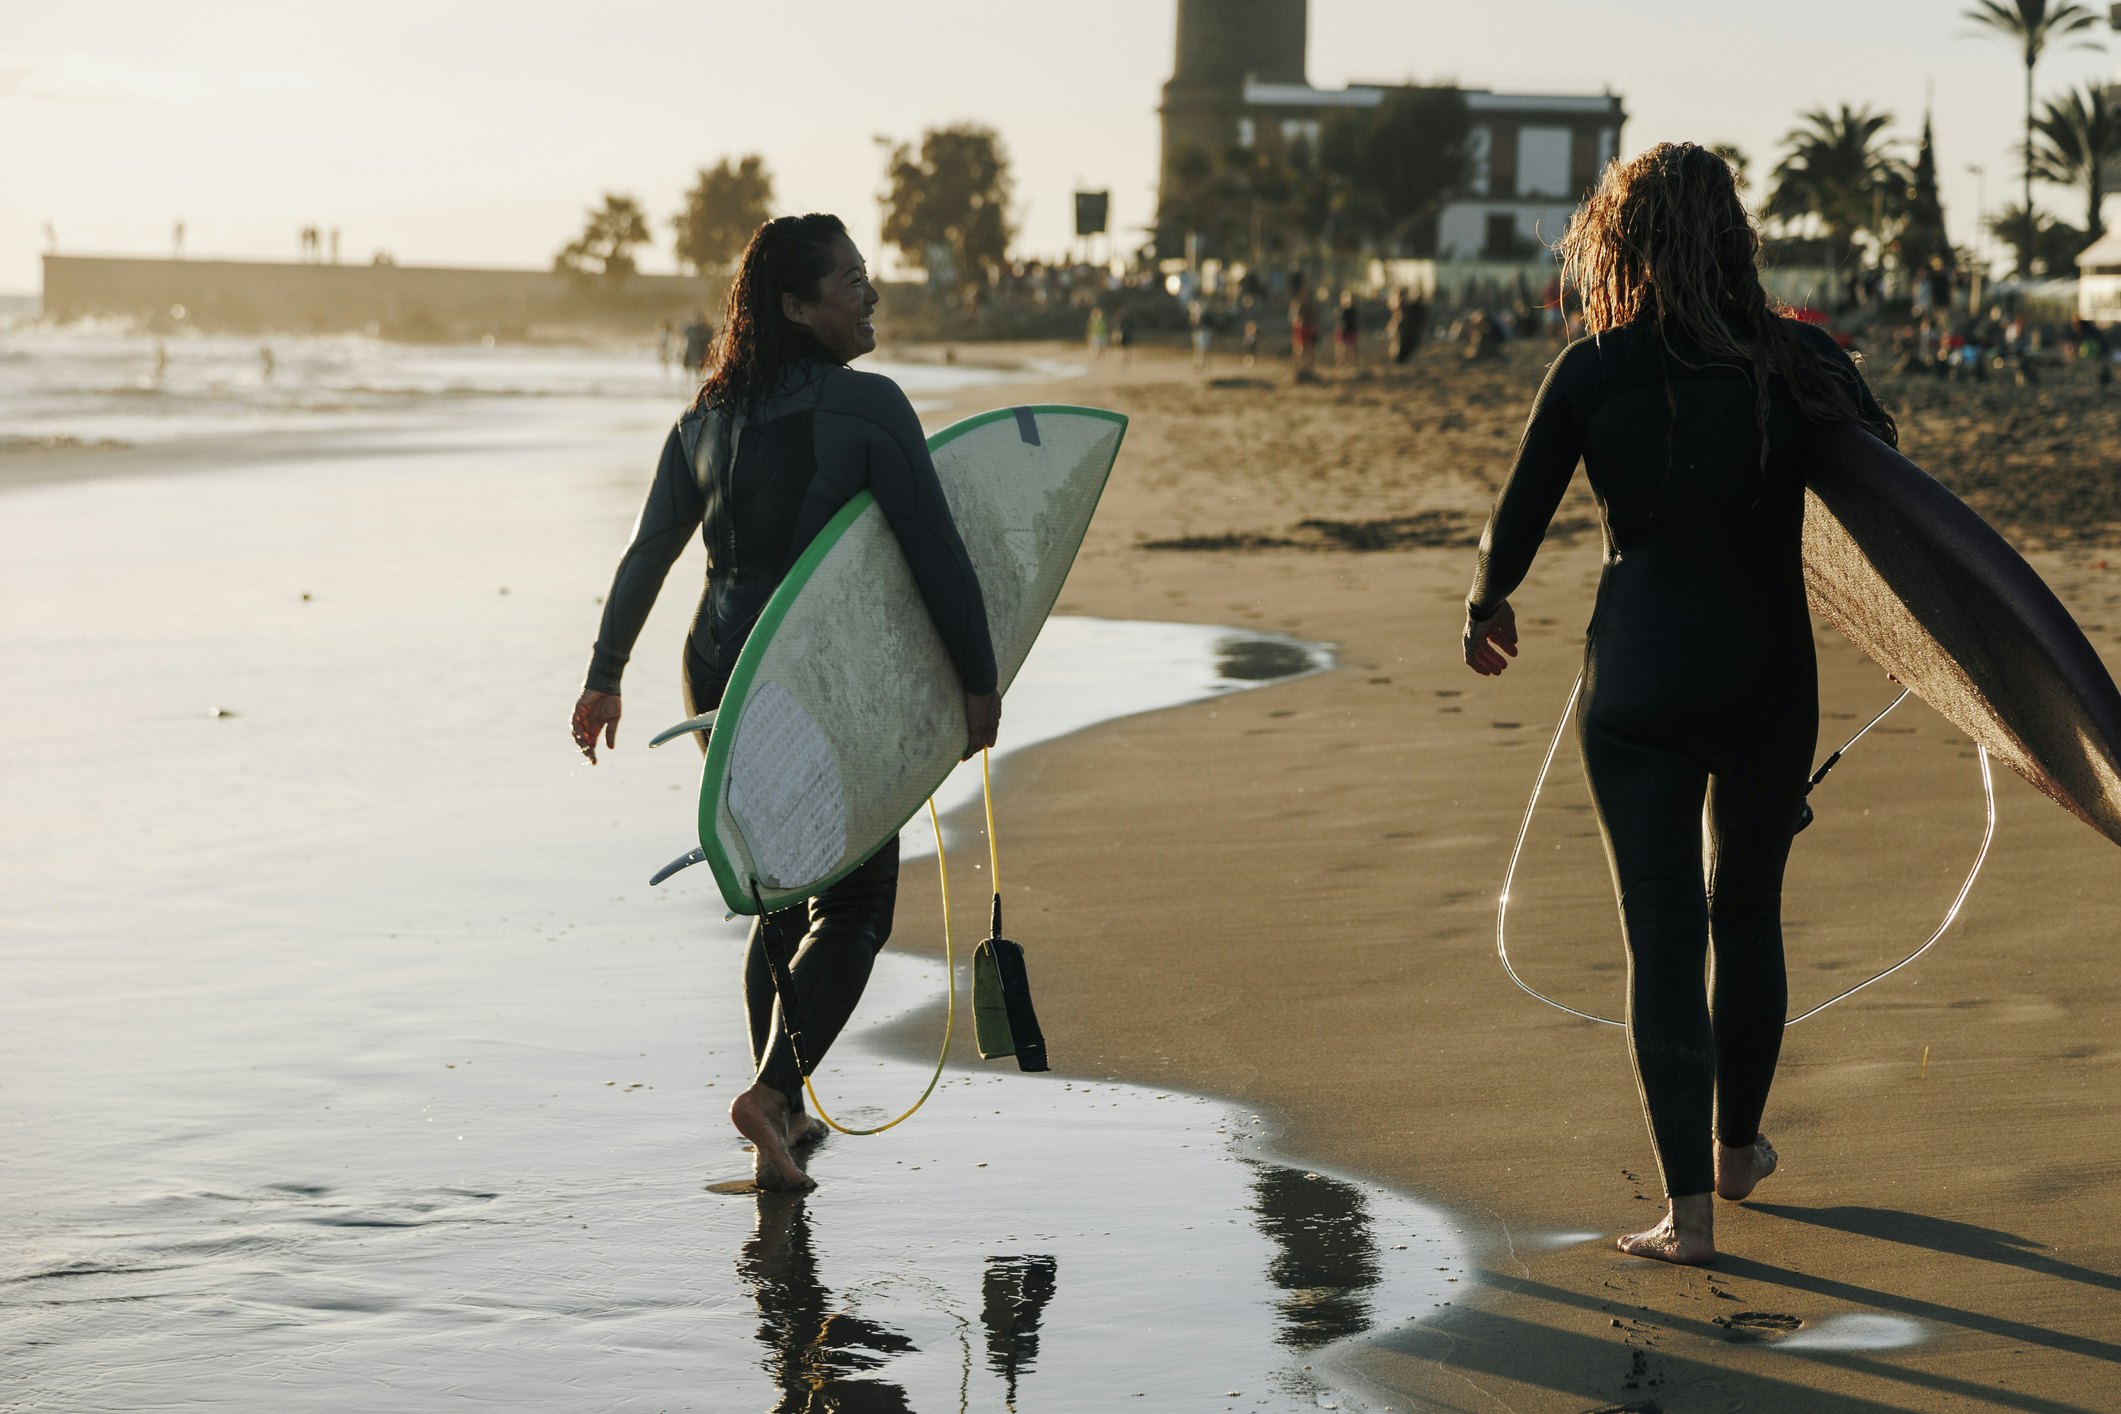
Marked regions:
[739,1195,1060,1412]
[741,1194,916,1412]
[981,1254,1058,1407]
[1214,633,1325,683]
[1249,1161,1384,1350]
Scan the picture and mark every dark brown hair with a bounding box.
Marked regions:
[1557,142,1896,468]
[693,213,847,412]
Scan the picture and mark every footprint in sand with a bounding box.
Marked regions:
[706,1179,762,1196]
[1714,1310,1803,1342]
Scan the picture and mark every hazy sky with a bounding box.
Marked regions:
[5,1,2117,293]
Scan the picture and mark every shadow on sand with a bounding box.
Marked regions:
[1372,1267,2106,1414]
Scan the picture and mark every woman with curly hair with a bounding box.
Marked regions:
[571,214,1000,1193]
[1461,143,1893,1263]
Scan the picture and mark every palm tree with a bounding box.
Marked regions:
[1962,0,2104,273]
[554,194,653,280]
[2033,83,2121,243]
[1987,200,2086,275]
[1766,106,1908,272]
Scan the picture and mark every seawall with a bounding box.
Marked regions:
[40,254,721,340]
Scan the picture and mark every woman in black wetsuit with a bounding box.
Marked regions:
[570,214,1001,1193]
[1462,144,1893,1264]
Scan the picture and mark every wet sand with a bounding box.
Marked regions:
[890,340,2121,1410]
[0,342,1447,1411]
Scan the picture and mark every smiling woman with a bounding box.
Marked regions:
[778,227,878,361]
[568,211,1001,1194]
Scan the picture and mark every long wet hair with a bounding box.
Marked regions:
[1556,142,1897,477]
[694,213,847,413]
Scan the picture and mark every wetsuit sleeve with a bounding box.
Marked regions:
[820,374,998,696]
[584,423,703,694]
[1793,319,1891,444]
[1467,341,1591,618]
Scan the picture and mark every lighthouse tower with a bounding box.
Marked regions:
[1157,0,1309,250]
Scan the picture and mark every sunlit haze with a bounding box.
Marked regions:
[5,0,2115,292]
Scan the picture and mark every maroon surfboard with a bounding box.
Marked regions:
[1803,423,2121,847]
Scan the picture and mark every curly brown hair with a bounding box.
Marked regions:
[1557,141,1896,472]
[693,213,846,413]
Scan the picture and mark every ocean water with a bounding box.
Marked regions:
[0,341,1470,1411]
[0,320,1060,453]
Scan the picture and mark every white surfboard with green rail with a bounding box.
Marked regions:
[651,404,1126,915]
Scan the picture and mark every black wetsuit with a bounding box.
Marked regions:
[587,357,996,1109]
[1467,318,1883,1198]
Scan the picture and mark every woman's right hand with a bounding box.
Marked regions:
[963,690,1001,760]
[572,689,621,763]
[1463,601,1519,676]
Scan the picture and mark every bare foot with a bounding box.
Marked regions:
[730,1084,814,1194]
[1716,1133,1778,1201]
[1618,1193,1715,1265]
[784,1111,829,1148]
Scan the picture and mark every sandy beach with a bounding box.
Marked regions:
[8,325,2121,1410]
[888,337,2121,1410]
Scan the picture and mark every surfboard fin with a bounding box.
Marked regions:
[648,710,717,748]
[649,847,707,885]
[971,895,1048,1072]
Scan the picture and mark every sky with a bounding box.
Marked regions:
[4,0,2118,294]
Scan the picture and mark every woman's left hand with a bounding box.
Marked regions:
[1463,601,1519,676]
[572,689,621,763]
[962,690,1001,760]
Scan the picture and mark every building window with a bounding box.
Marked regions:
[1572,128,1598,192]
[1238,117,1256,148]
[1517,126,1572,199]
[1280,118,1321,150]
[1484,213,1531,259]
[1468,127,1492,196]
[1490,128,1519,200]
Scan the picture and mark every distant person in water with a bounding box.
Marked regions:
[571,213,1000,1193]
[1460,142,1893,1264]
[681,312,716,379]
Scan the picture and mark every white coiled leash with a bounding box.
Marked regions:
[1495,674,1996,1028]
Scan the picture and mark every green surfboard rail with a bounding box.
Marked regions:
[695,404,1128,915]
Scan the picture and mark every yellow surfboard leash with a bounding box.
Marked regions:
[797,748,1002,1136]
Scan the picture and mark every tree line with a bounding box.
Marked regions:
[552,127,1014,291]
[1159,86,1474,267]
[1769,1,2113,282]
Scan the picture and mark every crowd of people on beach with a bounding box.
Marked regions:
[1068,264,1618,381]
[1877,305,2113,385]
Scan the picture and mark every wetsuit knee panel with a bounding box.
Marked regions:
[1615,875,1709,962]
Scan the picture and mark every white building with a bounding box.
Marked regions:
[1232,80,1625,259]
[1442,92,1624,260]
[2076,207,2121,326]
